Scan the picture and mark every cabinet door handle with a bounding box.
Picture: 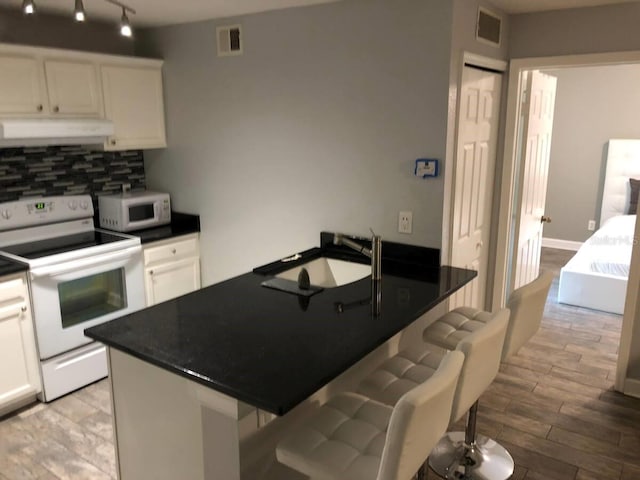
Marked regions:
[149,270,154,275]
[110,139,117,145]
[21,306,27,312]
[53,105,60,113]
[172,249,177,254]
[36,104,43,112]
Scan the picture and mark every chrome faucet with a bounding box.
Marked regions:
[333,231,382,281]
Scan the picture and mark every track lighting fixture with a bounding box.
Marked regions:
[74,0,86,22]
[22,0,35,15]
[119,7,132,37]
[21,0,136,37]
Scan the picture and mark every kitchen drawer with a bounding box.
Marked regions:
[143,234,199,266]
[0,275,28,308]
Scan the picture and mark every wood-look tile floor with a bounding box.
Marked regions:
[2,247,639,479]
[427,248,640,480]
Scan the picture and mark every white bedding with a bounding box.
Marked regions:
[558,214,636,314]
[580,214,636,277]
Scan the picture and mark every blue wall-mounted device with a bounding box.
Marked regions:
[415,158,438,178]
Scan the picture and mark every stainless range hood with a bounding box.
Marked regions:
[0,118,115,147]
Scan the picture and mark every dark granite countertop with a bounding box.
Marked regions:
[0,256,28,277]
[86,234,476,415]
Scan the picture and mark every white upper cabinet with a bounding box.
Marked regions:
[0,43,166,151]
[102,64,167,151]
[0,54,47,115]
[44,60,101,116]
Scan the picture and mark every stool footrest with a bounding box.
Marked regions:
[428,431,514,480]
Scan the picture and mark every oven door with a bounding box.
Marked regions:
[29,245,144,360]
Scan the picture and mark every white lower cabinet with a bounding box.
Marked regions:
[143,234,201,306]
[0,272,41,415]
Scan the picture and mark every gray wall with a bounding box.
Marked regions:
[139,0,454,285]
[543,65,640,242]
[510,2,640,58]
[0,7,134,55]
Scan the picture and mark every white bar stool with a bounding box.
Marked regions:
[422,271,554,479]
[357,308,510,479]
[358,308,510,480]
[275,350,465,480]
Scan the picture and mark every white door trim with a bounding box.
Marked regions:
[492,50,640,394]
[463,52,507,72]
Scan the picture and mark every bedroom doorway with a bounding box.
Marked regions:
[493,51,640,397]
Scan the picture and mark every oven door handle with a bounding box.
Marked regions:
[30,245,141,279]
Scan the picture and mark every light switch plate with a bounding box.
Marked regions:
[415,158,438,178]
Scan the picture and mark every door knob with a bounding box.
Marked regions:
[476,241,484,249]
[541,215,552,224]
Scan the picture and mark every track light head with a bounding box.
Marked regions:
[22,0,35,15]
[74,0,86,22]
[120,7,132,37]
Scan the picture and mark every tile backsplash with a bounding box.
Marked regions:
[0,145,145,207]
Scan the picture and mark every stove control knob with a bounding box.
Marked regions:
[80,200,89,210]
[68,200,78,210]
[1,209,11,220]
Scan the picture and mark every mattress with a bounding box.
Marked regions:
[558,214,636,314]
[581,214,636,277]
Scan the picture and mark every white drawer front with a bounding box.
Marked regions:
[144,235,199,266]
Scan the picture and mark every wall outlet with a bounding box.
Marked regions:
[588,220,596,231]
[398,211,413,234]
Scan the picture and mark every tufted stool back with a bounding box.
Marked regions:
[503,271,554,359]
[276,350,464,480]
[444,308,509,422]
[423,272,554,361]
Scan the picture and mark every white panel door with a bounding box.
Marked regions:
[512,71,557,289]
[450,66,503,310]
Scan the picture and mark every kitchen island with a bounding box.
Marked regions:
[86,234,476,480]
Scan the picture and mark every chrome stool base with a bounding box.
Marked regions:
[428,431,514,480]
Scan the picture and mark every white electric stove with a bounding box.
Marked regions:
[0,195,145,401]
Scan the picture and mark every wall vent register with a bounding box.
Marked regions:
[217,24,243,56]
[477,7,502,47]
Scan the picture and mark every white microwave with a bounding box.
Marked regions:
[99,191,171,232]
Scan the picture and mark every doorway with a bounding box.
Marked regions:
[493,51,640,396]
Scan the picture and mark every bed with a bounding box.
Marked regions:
[557,139,640,314]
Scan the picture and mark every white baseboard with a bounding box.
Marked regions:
[624,378,640,399]
[542,237,583,251]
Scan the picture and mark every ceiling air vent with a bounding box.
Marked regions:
[217,24,243,57]
[477,7,502,47]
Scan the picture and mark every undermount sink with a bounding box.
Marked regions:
[276,257,371,288]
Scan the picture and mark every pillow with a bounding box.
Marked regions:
[629,178,640,215]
